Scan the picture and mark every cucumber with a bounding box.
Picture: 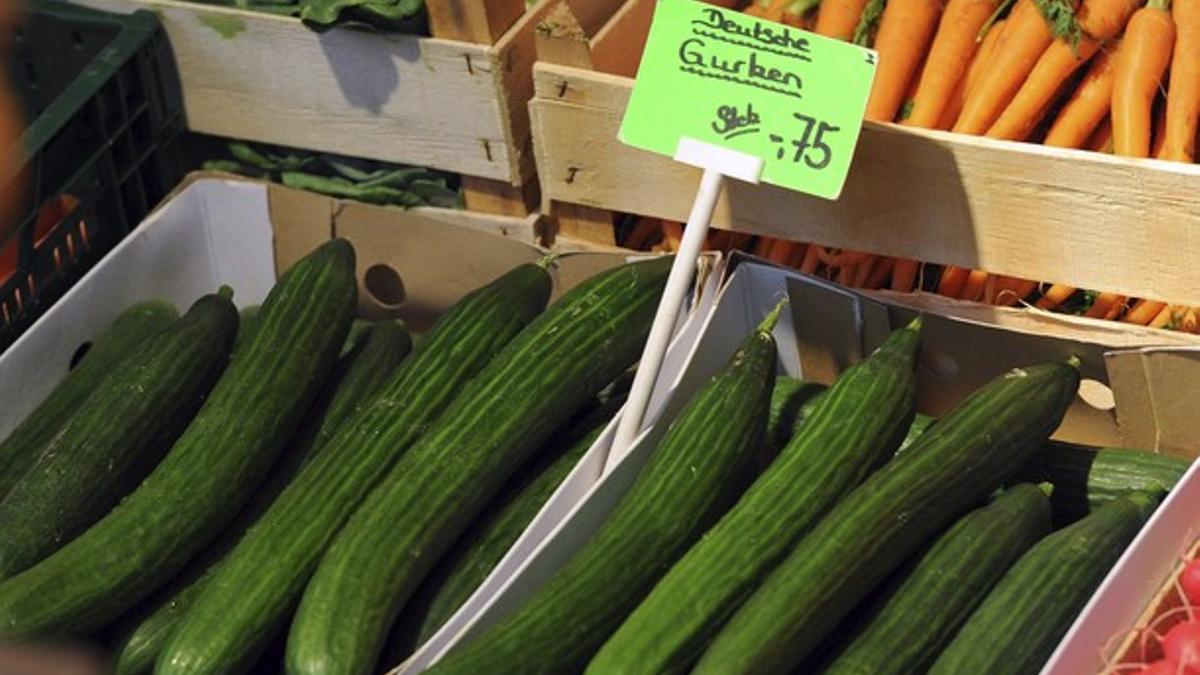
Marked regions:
[288,257,673,675]
[0,239,357,636]
[0,292,237,580]
[693,359,1081,674]
[158,261,554,675]
[820,483,1053,675]
[396,392,625,659]
[1015,442,1190,523]
[110,321,411,675]
[927,490,1161,675]
[425,305,779,675]
[590,320,921,675]
[0,300,178,497]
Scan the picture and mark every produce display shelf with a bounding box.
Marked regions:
[1,0,184,354]
[68,0,566,214]
[528,0,1200,308]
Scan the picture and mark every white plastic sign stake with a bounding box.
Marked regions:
[610,0,877,459]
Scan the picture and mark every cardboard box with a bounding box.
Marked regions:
[409,253,1200,672]
[0,176,718,667]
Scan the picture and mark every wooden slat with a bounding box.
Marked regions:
[427,0,525,44]
[73,0,516,180]
[589,0,654,77]
[530,62,1200,306]
[462,176,540,216]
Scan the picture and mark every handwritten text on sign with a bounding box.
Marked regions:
[619,0,877,199]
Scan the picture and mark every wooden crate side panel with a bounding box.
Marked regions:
[531,63,1200,306]
[74,0,515,181]
[588,0,654,77]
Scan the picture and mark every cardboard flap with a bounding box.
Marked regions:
[1107,348,1200,458]
[787,275,890,384]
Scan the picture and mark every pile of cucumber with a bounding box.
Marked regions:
[0,241,674,674]
[0,238,1186,675]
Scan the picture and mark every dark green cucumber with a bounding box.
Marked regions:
[110,321,411,675]
[1015,442,1189,523]
[0,239,357,635]
[425,304,778,675]
[928,490,1161,675]
[694,359,1081,675]
[398,393,625,657]
[158,262,553,675]
[821,483,1053,675]
[0,300,178,498]
[764,376,826,458]
[288,257,673,675]
[590,320,921,675]
[0,293,237,580]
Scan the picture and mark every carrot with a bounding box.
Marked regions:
[1087,115,1115,149]
[1183,309,1199,333]
[959,269,990,300]
[906,0,1005,127]
[954,0,1074,134]
[851,256,880,286]
[1044,46,1119,146]
[865,256,897,288]
[625,217,661,250]
[782,0,823,24]
[937,265,970,297]
[1149,303,1178,328]
[1160,0,1199,160]
[1077,0,1143,39]
[1151,93,1170,157]
[1084,291,1126,318]
[662,221,683,252]
[816,0,873,39]
[998,278,1039,305]
[1036,283,1077,309]
[988,37,1101,140]
[1112,0,1175,157]
[752,236,776,258]
[799,245,823,274]
[1124,298,1167,324]
[744,0,772,16]
[865,0,944,122]
[891,258,921,291]
[766,239,798,264]
[939,18,1009,128]
[1103,295,1129,320]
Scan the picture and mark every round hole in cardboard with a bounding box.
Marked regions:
[923,349,959,380]
[364,263,406,308]
[1078,378,1116,411]
[69,341,92,370]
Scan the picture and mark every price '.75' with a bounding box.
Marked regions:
[769,113,840,170]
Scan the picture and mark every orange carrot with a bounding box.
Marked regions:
[988,37,1101,140]
[954,0,1065,134]
[937,265,970,297]
[865,0,944,122]
[891,259,921,291]
[959,269,990,300]
[625,217,661,250]
[782,0,822,24]
[997,278,1039,305]
[1183,309,1199,333]
[1077,0,1143,39]
[815,0,872,39]
[1112,0,1175,157]
[1160,0,1199,160]
[1087,115,1116,149]
[786,243,811,268]
[1044,46,1119,146]
[1149,303,1177,328]
[1036,283,1077,309]
[939,18,1009,128]
[752,236,776,258]
[1085,291,1126,318]
[851,256,880,286]
[1151,94,1170,157]
[799,245,823,274]
[766,239,797,264]
[865,256,897,288]
[1124,299,1167,324]
[662,221,683,252]
[906,0,1004,127]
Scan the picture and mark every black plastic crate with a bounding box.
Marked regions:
[0,0,183,353]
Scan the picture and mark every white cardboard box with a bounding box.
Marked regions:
[411,254,1200,672]
[0,177,715,668]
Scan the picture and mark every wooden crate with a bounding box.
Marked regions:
[528,0,1200,307]
[70,0,575,214]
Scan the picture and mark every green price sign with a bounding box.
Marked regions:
[619,0,878,199]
